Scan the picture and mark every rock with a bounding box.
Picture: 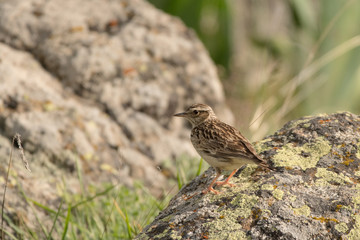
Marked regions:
[137,112,360,240]
[0,0,232,235]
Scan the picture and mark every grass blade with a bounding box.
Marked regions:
[0,227,19,240]
[70,185,116,210]
[124,209,132,239]
[176,170,183,190]
[48,199,64,239]
[29,199,59,215]
[1,214,26,239]
[196,158,203,176]
[18,184,48,238]
[61,205,71,240]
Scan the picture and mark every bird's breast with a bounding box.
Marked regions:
[190,129,204,148]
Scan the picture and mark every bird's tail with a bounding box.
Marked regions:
[256,157,273,171]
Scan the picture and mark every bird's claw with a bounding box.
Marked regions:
[215,181,235,187]
[202,187,221,195]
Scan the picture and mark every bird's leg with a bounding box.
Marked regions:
[202,168,222,194]
[215,169,237,187]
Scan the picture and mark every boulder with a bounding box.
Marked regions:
[138,112,360,240]
[0,0,231,233]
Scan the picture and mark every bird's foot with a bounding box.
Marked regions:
[215,180,235,187]
[202,186,221,195]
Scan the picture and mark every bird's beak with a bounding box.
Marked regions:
[173,111,187,117]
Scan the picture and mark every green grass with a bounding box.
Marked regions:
[176,156,209,190]
[2,181,170,239]
[1,154,207,240]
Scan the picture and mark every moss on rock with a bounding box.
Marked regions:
[272,137,331,170]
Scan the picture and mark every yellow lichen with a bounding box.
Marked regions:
[230,194,259,218]
[293,205,311,217]
[354,196,360,204]
[169,231,182,240]
[342,159,355,166]
[204,194,257,239]
[272,137,331,170]
[251,208,262,219]
[205,208,250,240]
[238,164,258,178]
[152,228,170,239]
[286,117,312,129]
[136,232,148,239]
[261,184,274,191]
[272,189,284,200]
[288,194,297,202]
[353,195,360,209]
[254,139,274,153]
[311,216,339,223]
[335,222,348,233]
[357,142,360,160]
[346,215,360,240]
[315,168,352,186]
[335,205,342,212]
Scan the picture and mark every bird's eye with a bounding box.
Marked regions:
[193,110,199,115]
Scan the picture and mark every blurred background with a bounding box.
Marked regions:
[149,0,360,140]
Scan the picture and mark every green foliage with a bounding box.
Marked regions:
[2,155,206,239]
[175,155,209,190]
[196,158,204,177]
[58,182,169,239]
[306,0,360,113]
[148,0,360,139]
[2,182,169,239]
[260,0,360,135]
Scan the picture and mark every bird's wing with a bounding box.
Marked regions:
[197,121,269,168]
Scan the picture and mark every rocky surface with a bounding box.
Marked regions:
[0,0,232,234]
[138,112,360,240]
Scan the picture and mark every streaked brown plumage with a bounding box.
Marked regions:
[174,103,270,194]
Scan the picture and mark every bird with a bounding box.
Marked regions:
[174,103,270,194]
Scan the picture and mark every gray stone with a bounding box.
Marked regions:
[138,112,360,240]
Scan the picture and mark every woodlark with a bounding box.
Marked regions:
[174,103,270,194]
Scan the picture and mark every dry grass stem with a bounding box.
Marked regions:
[14,134,31,173]
[1,133,31,240]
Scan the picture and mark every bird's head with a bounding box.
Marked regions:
[174,103,216,127]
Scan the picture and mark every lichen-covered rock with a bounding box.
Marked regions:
[138,112,360,240]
